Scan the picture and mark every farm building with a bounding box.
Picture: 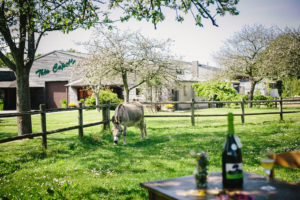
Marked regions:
[0,51,89,110]
[0,51,219,110]
[0,50,278,110]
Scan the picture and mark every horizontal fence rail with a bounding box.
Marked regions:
[0,98,299,148]
[141,98,300,125]
[0,102,111,148]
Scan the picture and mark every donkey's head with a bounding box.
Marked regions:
[112,116,122,145]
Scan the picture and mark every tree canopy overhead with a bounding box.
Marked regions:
[0,0,100,69]
[109,0,240,27]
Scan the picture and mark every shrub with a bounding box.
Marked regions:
[282,77,300,98]
[61,99,67,108]
[193,81,242,108]
[193,81,240,102]
[242,94,275,108]
[85,96,96,107]
[85,89,123,110]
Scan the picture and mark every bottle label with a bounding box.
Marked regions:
[231,143,237,151]
[225,163,243,179]
[234,135,242,148]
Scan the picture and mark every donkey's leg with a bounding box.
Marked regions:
[144,123,148,140]
[123,126,127,145]
[139,122,144,140]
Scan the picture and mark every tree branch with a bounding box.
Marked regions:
[193,1,218,26]
[129,79,146,91]
[25,30,35,69]
[0,51,16,71]
[0,2,18,55]
[35,31,45,52]
[18,0,27,59]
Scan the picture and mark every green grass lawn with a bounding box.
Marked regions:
[0,107,300,199]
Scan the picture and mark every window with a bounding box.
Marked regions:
[77,88,92,100]
[233,84,240,93]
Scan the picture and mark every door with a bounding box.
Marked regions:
[45,81,68,109]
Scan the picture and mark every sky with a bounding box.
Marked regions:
[37,0,300,67]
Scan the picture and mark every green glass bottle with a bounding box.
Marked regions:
[222,113,243,188]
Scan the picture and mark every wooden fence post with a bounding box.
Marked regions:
[102,101,110,131]
[241,99,245,124]
[106,101,110,130]
[279,97,283,121]
[78,102,83,138]
[191,99,195,126]
[40,104,47,149]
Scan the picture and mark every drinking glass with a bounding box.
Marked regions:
[260,158,276,191]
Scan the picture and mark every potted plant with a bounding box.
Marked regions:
[0,99,4,111]
[61,99,67,108]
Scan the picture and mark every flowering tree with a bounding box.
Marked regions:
[261,27,300,79]
[72,54,110,111]
[214,25,276,107]
[260,27,300,97]
[81,29,182,103]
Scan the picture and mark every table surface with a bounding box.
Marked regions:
[140,172,300,200]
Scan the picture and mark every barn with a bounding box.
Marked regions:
[0,50,140,110]
[0,51,90,110]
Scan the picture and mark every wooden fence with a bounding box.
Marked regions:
[0,98,299,149]
[142,98,300,125]
[0,102,112,149]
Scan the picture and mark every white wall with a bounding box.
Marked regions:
[68,87,78,104]
[129,88,146,102]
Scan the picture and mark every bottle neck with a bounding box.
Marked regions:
[227,113,234,134]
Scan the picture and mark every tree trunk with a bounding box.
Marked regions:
[122,72,130,102]
[94,91,100,112]
[146,79,153,102]
[276,80,283,98]
[248,80,257,108]
[16,66,32,136]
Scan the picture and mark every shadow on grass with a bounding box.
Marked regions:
[82,186,147,200]
[0,132,17,139]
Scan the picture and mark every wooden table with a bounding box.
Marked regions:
[140,172,300,200]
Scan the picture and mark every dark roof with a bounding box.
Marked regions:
[0,69,16,81]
